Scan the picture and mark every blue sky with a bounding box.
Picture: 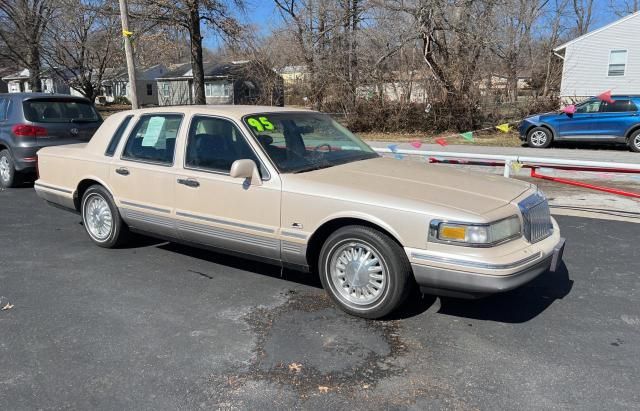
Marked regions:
[203,1,628,49]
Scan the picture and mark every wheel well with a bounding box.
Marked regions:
[626,125,640,140]
[527,124,555,140]
[0,143,7,152]
[74,179,102,211]
[305,217,403,271]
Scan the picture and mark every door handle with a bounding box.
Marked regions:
[115,167,129,176]
[177,178,200,188]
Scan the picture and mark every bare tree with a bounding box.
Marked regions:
[0,0,55,91]
[491,0,548,102]
[130,0,244,104]
[609,0,639,16]
[43,0,122,100]
[572,0,594,35]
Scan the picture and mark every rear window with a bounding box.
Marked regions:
[22,99,101,123]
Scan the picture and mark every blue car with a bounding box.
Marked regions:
[519,95,640,152]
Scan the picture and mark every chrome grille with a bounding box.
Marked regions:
[518,192,553,243]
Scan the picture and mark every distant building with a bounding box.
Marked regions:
[554,11,640,102]
[2,68,70,94]
[156,61,284,107]
[278,65,310,87]
[0,68,12,93]
[477,73,532,96]
[70,64,167,106]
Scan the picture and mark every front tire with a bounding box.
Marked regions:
[0,149,18,188]
[628,130,640,153]
[81,185,129,248]
[527,127,553,148]
[318,225,412,319]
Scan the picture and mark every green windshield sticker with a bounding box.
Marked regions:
[247,116,275,132]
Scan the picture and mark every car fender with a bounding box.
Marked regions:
[623,123,640,139]
[526,121,558,139]
[75,174,116,206]
[312,210,406,245]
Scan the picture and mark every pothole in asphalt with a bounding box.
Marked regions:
[210,289,409,398]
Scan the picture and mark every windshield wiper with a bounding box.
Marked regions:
[292,163,334,174]
[70,118,98,123]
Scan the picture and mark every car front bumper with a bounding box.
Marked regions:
[408,235,566,299]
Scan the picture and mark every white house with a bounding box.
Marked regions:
[554,11,640,102]
[70,64,167,106]
[2,68,71,94]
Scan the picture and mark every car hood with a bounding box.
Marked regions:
[524,112,562,123]
[281,157,533,217]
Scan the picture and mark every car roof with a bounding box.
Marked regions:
[115,105,316,121]
[0,92,91,101]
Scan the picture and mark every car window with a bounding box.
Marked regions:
[242,112,378,173]
[185,116,261,174]
[122,114,182,165]
[575,100,601,113]
[105,115,133,157]
[0,98,7,121]
[22,99,101,123]
[600,100,637,113]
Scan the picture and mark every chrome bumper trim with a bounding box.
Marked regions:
[411,251,542,270]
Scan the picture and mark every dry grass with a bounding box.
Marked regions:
[357,130,523,147]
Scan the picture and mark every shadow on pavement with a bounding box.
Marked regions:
[436,263,573,323]
[158,242,324,289]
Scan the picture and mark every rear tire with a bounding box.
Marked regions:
[527,127,553,148]
[81,185,129,248]
[0,149,18,188]
[318,225,413,319]
[629,130,640,153]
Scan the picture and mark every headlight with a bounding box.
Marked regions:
[429,216,522,247]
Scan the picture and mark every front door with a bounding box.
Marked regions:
[109,113,184,237]
[559,99,601,139]
[173,115,282,261]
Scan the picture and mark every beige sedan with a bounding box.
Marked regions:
[34,106,565,318]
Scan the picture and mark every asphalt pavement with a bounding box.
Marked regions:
[1,188,639,410]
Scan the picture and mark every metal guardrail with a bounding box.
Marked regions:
[373,148,640,198]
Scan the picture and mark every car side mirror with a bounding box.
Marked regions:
[230,159,262,186]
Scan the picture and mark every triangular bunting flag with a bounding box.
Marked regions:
[410,140,423,149]
[387,144,398,153]
[460,131,474,141]
[596,90,615,104]
[511,162,523,172]
[435,138,448,147]
[496,124,511,133]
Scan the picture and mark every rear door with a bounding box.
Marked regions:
[558,99,601,138]
[108,113,183,238]
[22,97,103,148]
[592,99,639,139]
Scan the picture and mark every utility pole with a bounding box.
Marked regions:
[118,0,139,109]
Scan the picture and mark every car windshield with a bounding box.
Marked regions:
[242,112,378,173]
[23,99,101,123]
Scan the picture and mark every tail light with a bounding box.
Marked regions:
[12,124,47,137]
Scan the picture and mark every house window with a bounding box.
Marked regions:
[161,83,170,98]
[205,81,230,98]
[608,50,627,76]
[146,83,153,96]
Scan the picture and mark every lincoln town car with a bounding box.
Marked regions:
[34,106,565,318]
